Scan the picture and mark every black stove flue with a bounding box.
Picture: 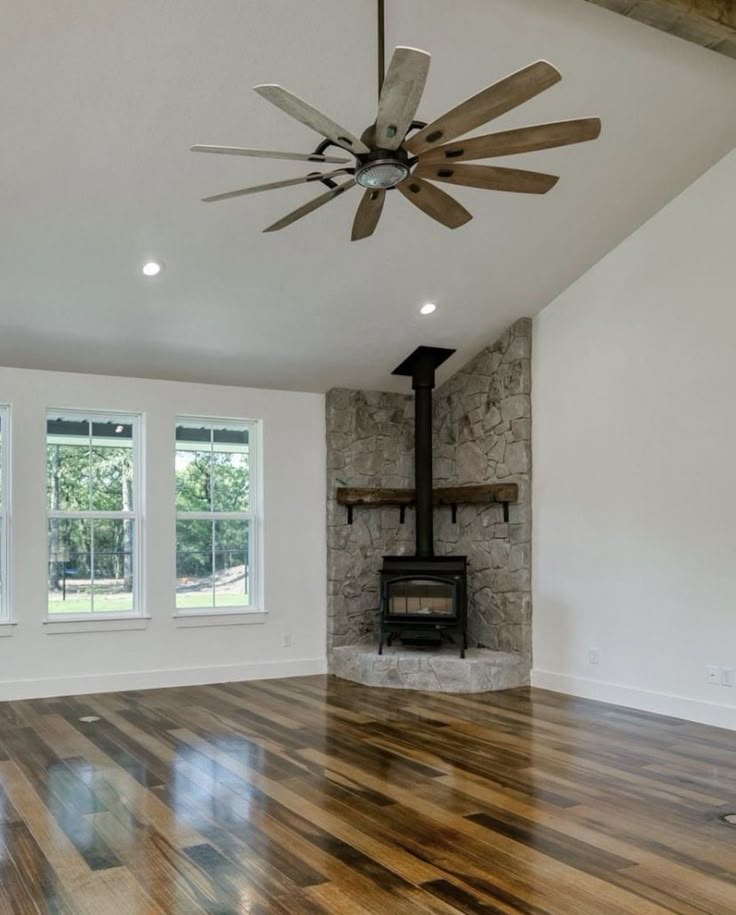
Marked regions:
[379,347,468,657]
[392,346,453,558]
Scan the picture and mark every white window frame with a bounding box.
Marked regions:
[45,408,144,623]
[174,415,261,621]
[0,405,12,631]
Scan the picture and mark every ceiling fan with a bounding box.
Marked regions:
[191,1,601,241]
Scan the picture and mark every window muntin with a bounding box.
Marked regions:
[0,406,9,620]
[175,418,254,611]
[47,412,141,616]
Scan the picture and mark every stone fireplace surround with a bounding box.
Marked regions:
[326,318,531,691]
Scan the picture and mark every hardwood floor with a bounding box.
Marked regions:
[0,678,734,914]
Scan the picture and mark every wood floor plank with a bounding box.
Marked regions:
[280,772,656,915]
[167,725,446,886]
[2,819,78,914]
[0,759,165,915]
[1,679,735,914]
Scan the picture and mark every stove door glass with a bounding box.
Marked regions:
[386,577,455,617]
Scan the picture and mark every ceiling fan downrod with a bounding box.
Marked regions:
[377,0,386,98]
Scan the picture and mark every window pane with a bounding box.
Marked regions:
[46,412,139,618]
[0,518,3,615]
[48,518,92,614]
[176,520,213,609]
[175,422,212,512]
[91,420,134,512]
[92,519,134,613]
[212,424,249,512]
[47,420,91,511]
[215,520,249,607]
[0,412,3,509]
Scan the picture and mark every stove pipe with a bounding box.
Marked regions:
[392,346,455,559]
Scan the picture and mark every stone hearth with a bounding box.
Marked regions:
[330,641,529,693]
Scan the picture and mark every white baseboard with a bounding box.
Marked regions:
[532,669,736,731]
[0,656,327,702]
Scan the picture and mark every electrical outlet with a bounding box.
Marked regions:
[588,648,600,666]
[282,633,292,648]
[721,668,734,688]
[706,665,721,684]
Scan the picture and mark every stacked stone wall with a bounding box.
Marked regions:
[433,318,532,654]
[326,390,414,648]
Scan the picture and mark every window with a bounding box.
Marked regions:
[47,411,141,616]
[0,406,9,621]
[175,417,256,612]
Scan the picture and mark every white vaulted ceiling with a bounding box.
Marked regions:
[1,0,735,392]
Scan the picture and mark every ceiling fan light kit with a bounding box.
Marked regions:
[355,158,410,190]
[192,1,601,240]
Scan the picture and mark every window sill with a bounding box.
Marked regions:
[0,621,17,638]
[173,609,266,629]
[43,615,151,635]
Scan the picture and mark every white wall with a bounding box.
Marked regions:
[0,367,326,699]
[533,148,736,730]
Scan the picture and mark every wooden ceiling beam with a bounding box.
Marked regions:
[584,0,736,58]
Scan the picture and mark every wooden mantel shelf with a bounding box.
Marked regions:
[337,483,518,523]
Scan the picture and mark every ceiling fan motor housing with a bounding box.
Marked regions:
[355,146,411,190]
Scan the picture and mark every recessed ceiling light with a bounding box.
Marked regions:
[142,261,162,277]
[420,303,436,315]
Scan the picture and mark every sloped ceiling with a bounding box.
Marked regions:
[1,0,735,392]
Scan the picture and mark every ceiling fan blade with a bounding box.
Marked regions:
[202,169,350,203]
[397,176,472,229]
[414,163,558,194]
[418,117,602,163]
[264,179,357,232]
[405,60,561,157]
[254,84,369,154]
[191,145,349,164]
[374,47,431,150]
[351,189,386,241]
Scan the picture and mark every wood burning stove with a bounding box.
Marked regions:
[379,346,468,657]
[379,555,467,657]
